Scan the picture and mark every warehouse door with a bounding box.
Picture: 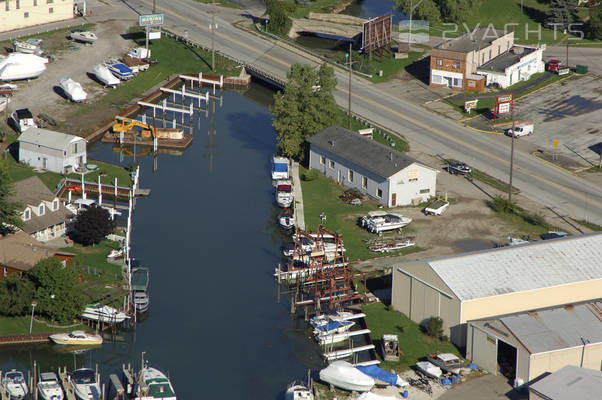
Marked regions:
[497,340,517,381]
[391,193,396,206]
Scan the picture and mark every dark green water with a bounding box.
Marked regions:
[0,83,323,399]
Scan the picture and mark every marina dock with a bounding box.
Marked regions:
[101,132,193,150]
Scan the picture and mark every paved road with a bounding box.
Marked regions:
[7,0,602,225]
[544,45,602,76]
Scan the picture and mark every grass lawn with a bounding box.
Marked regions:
[66,159,133,186]
[62,240,124,285]
[193,0,241,8]
[471,168,519,195]
[573,219,602,232]
[300,167,425,261]
[368,47,428,83]
[0,315,86,336]
[363,302,461,371]
[337,109,410,152]
[284,0,352,19]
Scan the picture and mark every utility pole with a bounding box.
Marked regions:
[347,42,352,130]
[508,118,515,204]
[152,0,156,14]
[210,1,216,72]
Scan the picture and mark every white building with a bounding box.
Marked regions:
[307,126,438,207]
[0,0,75,33]
[528,366,602,400]
[477,45,545,88]
[18,127,87,174]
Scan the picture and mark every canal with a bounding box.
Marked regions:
[0,83,324,399]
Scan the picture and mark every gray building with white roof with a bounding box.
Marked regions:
[307,126,438,207]
[528,366,602,400]
[18,127,87,174]
[391,233,602,348]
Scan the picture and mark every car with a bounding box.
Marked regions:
[506,122,534,137]
[448,162,472,175]
[546,59,561,72]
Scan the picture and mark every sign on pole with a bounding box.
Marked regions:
[494,94,513,123]
[139,14,164,27]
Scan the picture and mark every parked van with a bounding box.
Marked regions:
[506,122,533,137]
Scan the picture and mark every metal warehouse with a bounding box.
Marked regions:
[391,232,602,347]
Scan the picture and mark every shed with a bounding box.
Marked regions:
[17,127,87,174]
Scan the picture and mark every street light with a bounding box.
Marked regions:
[29,300,37,334]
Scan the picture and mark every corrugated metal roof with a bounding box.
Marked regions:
[529,366,602,399]
[17,127,85,151]
[501,301,602,353]
[423,233,602,300]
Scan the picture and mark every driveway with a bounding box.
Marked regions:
[438,374,527,400]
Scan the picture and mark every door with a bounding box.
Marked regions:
[42,158,47,169]
[391,193,397,207]
[337,170,342,183]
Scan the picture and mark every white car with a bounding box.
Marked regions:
[506,122,533,137]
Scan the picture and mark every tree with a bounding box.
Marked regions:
[545,0,579,30]
[71,205,114,246]
[28,258,85,324]
[587,4,602,39]
[0,274,35,316]
[271,63,338,160]
[426,316,444,339]
[397,0,442,23]
[0,159,23,234]
[266,0,291,36]
[440,0,481,23]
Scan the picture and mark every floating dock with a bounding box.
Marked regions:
[101,131,193,150]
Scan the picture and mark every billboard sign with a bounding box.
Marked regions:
[362,13,393,52]
[139,14,164,27]
[494,94,513,122]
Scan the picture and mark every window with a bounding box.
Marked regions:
[34,0,37,5]
[452,78,462,87]
[3,268,6,278]
[49,7,53,13]
[468,80,476,88]
[53,200,59,211]
[24,209,30,220]
[24,11,29,18]
[453,62,460,70]
[319,156,325,165]
[498,45,501,55]
[47,0,53,3]
[73,143,78,153]
[436,59,442,66]
[348,170,353,182]
[39,204,45,215]
[481,53,484,64]
[489,49,491,60]
[329,160,334,169]
[420,189,430,194]
[16,0,20,9]
[362,176,367,189]
[409,178,418,183]
[376,188,383,198]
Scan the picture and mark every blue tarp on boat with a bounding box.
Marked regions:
[355,365,398,386]
[316,320,352,332]
[274,163,288,172]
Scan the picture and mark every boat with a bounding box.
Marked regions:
[133,291,150,313]
[356,393,399,400]
[313,319,355,336]
[134,365,176,400]
[37,372,65,400]
[355,364,408,388]
[415,361,442,379]
[12,39,38,54]
[0,83,18,95]
[360,211,412,234]
[272,156,289,180]
[283,238,315,257]
[132,267,149,292]
[0,96,9,113]
[107,63,134,80]
[448,162,472,175]
[319,361,374,392]
[276,181,294,208]
[81,303,129,323]
[508,236,529,246]
[59,78,87,102]
[70,30,97,44]
[70,368,101,400]
[1,370,28,400]
[310,311,364,329]
[107,249,124,259]
[0,53,48,81]
[49,330,103,345]
[278,209,295,230]
[92,64,120,87]
[368,239,415,253]
[427,352,463,375]
[11,108,37,133]
[284,382,314,400]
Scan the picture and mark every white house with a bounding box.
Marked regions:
[477,45,545,88]
[11,176,75,242]
[18,127,87,174]
[307,126,438,207]
[0,0,75,33]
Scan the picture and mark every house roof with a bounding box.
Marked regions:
[404,232,602,301]
[0,231,74,271]
[308,126,429,179]
[529,366,602,400]
[434,27,509,53]
[477,46,538,74]
[498,301,602,354]
[21,206,74,234]
[17,127,85,151]
[12,176,56,206]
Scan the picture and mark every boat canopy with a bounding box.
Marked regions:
[72,369,95,384]
[112,63,131,73]
[315,320,352,332]
[274,163,288,172]
[277,184,292,191]
[355,365,399,386]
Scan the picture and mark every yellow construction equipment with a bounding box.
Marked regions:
[112,118,155,138]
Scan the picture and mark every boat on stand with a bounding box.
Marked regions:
[70,368,101,400]
[276,180,294,208]
[284,382,314,400]
[81,303,129,324]
[133,362,176,400]
[37,372,65,400]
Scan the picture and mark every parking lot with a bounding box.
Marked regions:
[513,75,602,168]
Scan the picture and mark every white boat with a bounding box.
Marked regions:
[81,303,129,323]
[313,319,355,336]
[0,53,47,81]
[49,330,103,346]
[11,108,37,133]
[134,291,150,313]
[283,238,315,257]
[278,211,295,230]
[70,368,101,400]
[0,96,9,113]
[356,393,399,400]
[319,361,374,392]
[37,372,65,400]
[415,361,442,379]
[12,39,38,54]
[92,64,120,87]
[70,30,97,44]
[107,249,124,259]
[276,181,293,208]
[427,352,463,375]
[59,78,87,102]
[134,366,176,400]
[360,211,412,234]
[508,236,529,246]
[1,370,28,400]
[272,156,289,180]
[310,311,364,328]
[107,63,134,80]
[284,382,313,400]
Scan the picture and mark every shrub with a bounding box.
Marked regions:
[426,316,444,339]
[302,168,321,181]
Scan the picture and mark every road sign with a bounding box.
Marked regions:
[464,99,478,113]
[139,14,164,27]
[494,93,513,122]
[553,140,559,147]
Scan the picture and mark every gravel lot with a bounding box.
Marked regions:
[3,19,137,134]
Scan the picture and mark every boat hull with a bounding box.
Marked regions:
[319,361,374,392]
[416,361,442,379]
[0,66,45,81]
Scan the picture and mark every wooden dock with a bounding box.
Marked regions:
[0,333,50,345]
[58,367,77,400]
[101,132,193,150]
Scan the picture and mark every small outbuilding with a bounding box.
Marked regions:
[477,45,545,89]
[18,127,87,174]
[308,126,438,207]
[528,365,602,400]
